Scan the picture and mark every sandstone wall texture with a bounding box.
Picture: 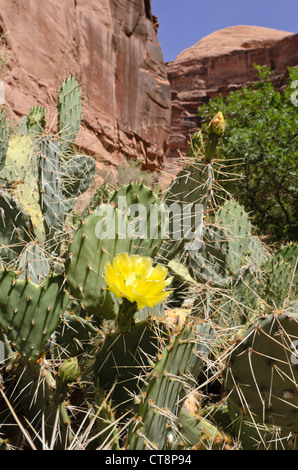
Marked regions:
[0,0,171,170]
[166,26,298,161]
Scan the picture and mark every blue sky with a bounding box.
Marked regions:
[151,0,297,62]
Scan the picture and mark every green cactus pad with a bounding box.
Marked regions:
[57,76,82,153]
[127,323,196,450]
[0,190,34,263]
[61,155,95,199]
[38,136,66,252]
[17,116,28,135]
[262,244,298,309]
[65,204,134,318]
[94,389,120,450]
[27,106,47,136]
[225,310,298,431]
[0,269,69,360]
[246,236,271,269]
[81,182,111,219]
[227,398,298,450]
[55,310,100,358]
[0,113,8,171]
[12,358,73,448]
[189,320,215,379]
[65,200,165,319]
[94,319,160,406]
[109,182,164,259]
[186,225,230,287]
[158,160,214,262]
[172,410,232,450]
[17,241,50,284]
[215,200,252,274]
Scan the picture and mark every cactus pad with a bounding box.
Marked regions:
[0,113,8,171]
[38,136,65,252]
[127,323,197,450]
[225,310,298,431]
[215,200,251,274]
[94,319,160,405]
[17,241,50,284]
[109,182,164,259]
[27,106,47,136]
[158,160,214,262]
[0,269,69,360]
[57,76,82,153]
[65,204,135,318]
[262,244,298,309]
[186,225,230,287]
[0,191,34,263]
[61,155,95,199]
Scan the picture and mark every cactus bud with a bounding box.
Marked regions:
[209,111,226,136]
[204,112,226,161]
[58,357,79,383]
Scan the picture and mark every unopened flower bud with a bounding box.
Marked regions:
[204,111,226,160]
[58,357,79,383]
[208,111,226,136]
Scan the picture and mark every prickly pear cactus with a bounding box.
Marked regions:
[262,244,298,309]
[65,181,165,320]
[215,199,252,275]
[65,204,136,319]
[225,309,298,432]
[186,225,230,287]
[0,191,34,262]
[127,322,197,450]
[61,154,95,200]
[81,181,111,219]
[109,182,164,258]
[172,409,233,450]
[0,269,69,360]
[125,316,214,451]
[17,241,50,284]
[0,134,33,184]
[38,136,66,253]
[27,106,47,136]
[94,318,161,406]
[158,159,214,262]
[0,113,8,172]
[57,76,82,153]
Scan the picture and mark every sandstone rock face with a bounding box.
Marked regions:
[0,0,171,169]
[166,26,298,160]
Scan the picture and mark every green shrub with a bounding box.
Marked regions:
[197,65,298,242]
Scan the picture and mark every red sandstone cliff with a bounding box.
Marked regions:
[166,26,298,161]
[0,0,171,170]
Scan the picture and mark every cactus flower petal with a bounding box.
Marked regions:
[103,253,172,309]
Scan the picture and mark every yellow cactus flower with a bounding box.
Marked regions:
[103,253,172,309]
